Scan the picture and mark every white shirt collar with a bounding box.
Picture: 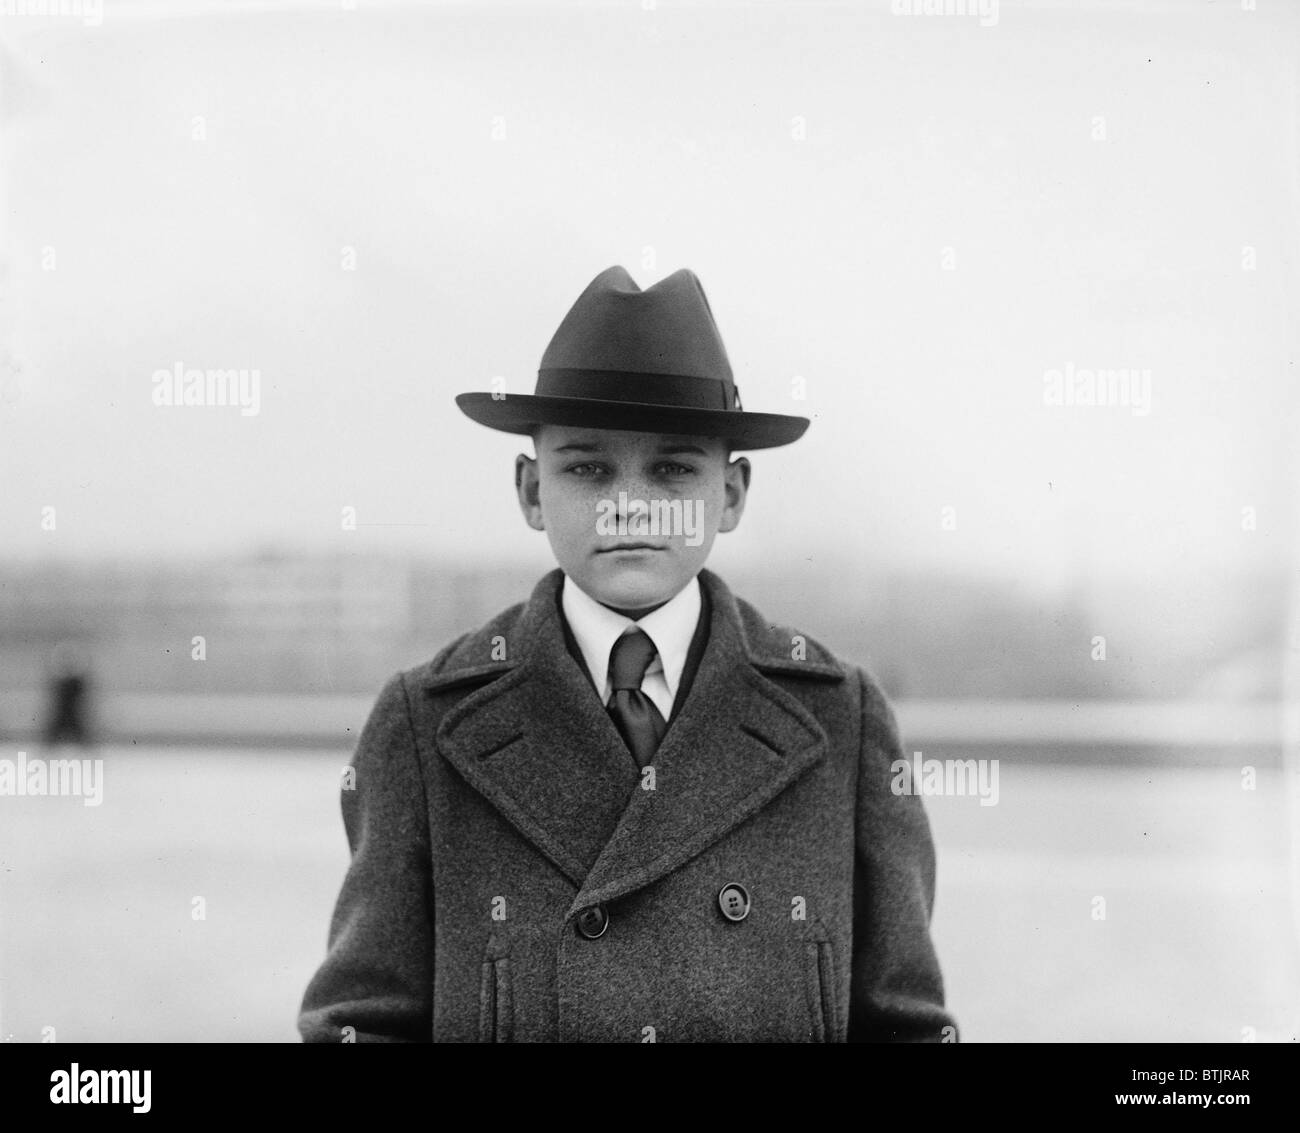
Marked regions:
[560,573,702,707]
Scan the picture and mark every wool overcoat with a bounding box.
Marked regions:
[299,568,955,1043]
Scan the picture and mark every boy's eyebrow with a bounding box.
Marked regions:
[547,441,711,455]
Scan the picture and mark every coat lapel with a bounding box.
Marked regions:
[570,571,830,911]
[433,572,639,885]
[432,569,833,902]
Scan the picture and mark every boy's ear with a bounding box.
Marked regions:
[516,453,545,531]
[717,454,751,534]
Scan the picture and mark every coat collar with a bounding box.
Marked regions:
[426,568,845,909]
[560,571,701,714]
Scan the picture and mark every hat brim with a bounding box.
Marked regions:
[455,393,808,451]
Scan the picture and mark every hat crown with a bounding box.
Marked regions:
[540,265,734,383]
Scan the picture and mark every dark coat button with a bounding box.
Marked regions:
[575,904,609,940]
[717,883,750,922]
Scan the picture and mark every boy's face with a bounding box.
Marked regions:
[516,425,751,616]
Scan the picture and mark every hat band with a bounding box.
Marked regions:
[536,367,736,411]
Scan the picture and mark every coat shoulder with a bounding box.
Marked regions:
[398,598,530,695]
[728,591,851,683]
[724,585,901,739]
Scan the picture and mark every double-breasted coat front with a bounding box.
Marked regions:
[299,568,954,1042]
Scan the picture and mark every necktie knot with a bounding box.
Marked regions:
[609,628,657,692]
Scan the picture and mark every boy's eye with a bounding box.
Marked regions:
[562,460,694,478]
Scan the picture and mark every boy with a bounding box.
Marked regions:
[299,266,955,1042]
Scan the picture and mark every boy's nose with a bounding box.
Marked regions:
[612,479,653,515]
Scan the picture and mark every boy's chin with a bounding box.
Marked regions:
[574,561,691,614]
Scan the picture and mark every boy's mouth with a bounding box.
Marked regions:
[596,541,665,554]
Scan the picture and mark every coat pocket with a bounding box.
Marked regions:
[478,957,513,1043]
[802,941,838,1043]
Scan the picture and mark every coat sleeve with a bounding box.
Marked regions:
[298,672,434,1042]
[847,668,958,1042]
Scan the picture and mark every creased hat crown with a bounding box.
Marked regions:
[541,265,733,383]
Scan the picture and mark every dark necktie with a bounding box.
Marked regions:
[607,628,667,768]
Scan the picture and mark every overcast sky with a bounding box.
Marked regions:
[2,0,1297,594]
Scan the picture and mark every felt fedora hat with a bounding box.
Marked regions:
[455,266,809,450]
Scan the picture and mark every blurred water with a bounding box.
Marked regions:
[0,747,1295,1042]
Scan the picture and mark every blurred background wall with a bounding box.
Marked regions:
[0,551,1289,742]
